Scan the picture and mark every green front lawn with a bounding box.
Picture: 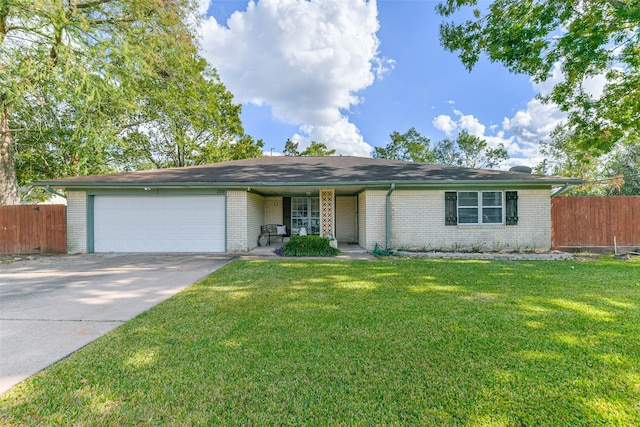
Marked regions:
[1,258,639,425]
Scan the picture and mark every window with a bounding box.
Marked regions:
[458,191,503,224]
[457,192,480,224]
[291,197,320,234]
[445,191,518,226]
[481,191,503,224]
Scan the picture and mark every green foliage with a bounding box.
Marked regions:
[117,57,250,169]
[376,128,508,168]
[604,143,640,195]
[283,138,300,156]
[283,235,340,257]
[373,127,435,162]
[300,141,336,157]
[1,259,638,424]
[1,0,251,204]
[434,130,508,169]
[540,133,640,195]
[437,0,640,157]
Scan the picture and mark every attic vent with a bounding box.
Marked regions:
[509,166,533,174]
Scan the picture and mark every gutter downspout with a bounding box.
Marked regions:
[386,183,395,250]
[551,183,571,198]
[45,185,67,200]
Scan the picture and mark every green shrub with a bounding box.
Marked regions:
[283,235,340,257]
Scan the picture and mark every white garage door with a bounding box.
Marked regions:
[94,195,225,253]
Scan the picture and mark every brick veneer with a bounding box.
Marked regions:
[361,189,552,252]
[66,191,87,253]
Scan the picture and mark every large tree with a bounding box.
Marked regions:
[300,141,336,157]
[1,0,245,205]
[116,54,257,169]
[604,142,640,195]
[433,130,508,169]
[283,139,300,156]
[373,127,435,163]
[540,132,639,195]
[437,0,640,158]
[374,128,508,168]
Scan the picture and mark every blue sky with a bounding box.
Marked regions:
[199,0,568,169]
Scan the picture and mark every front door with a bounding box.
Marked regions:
[291,196,320,235]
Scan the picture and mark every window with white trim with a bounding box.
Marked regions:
[457,191,503,224]
[445,191,518,226]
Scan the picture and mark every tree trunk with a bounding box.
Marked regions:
[0,106,20,205]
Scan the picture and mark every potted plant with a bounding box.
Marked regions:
[323,232,338,249]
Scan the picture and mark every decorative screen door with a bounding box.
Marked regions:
[291,197,320,235]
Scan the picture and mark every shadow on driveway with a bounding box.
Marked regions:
[0,253,234,394]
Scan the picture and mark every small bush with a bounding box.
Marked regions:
[283,235,340,257]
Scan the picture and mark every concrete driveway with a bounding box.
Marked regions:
[0,253,234,394]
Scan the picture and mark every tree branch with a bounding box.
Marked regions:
[0,9,7,44]
[72,0,115,10]
[85,16,137,26]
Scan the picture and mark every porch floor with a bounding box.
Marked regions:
[246,242,374,260]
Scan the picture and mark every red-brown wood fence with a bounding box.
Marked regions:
[552,196,640,252]
[0,205,66,255]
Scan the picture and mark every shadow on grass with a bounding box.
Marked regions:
[1,258,639,425]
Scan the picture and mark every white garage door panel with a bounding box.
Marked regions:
[94,195,225,253]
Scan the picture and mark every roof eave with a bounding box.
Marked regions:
[34,178,585,190]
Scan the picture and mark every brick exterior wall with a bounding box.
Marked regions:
[264,197,283,224]
[336,196,357,243]
[227,191,264,252]
[247,192,264,251]
[66,191,87,254]
[65,187,551,254]
[360,190,387,251]
[226,191,247,252]
[387,189,552,251]
[358,192,367,250]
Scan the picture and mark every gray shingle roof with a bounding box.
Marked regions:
[36,156,582,187]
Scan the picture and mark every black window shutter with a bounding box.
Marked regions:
[505,191,518,225]
[445,192,457,225]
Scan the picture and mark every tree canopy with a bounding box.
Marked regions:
[114,57,257,170]
[283,139,300,156]
[281,140,336,157]
[1,0,255,205]
[300,141,336,157]
[374,128,508,169]
[539,132,639,195]
[437,0,640,159]
[373,128,435,163]
[434,130,508,169]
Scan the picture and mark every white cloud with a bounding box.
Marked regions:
[295,117,372,156]
[456,111,486,138]
[502,98,566,142]
[200,0,387,157]
[263,150,283,157]
[432,99,565,169]
[534,61,610,100]
[533,62,564,97]
[196,0,210,15]
[373,56,396,80]
[582,73,608,100]
[499,61,615,167]
[431,62,583,169]
[432,115,457,136]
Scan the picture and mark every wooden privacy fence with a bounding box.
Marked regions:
[552,196,640,252]
[0,205,66,255]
